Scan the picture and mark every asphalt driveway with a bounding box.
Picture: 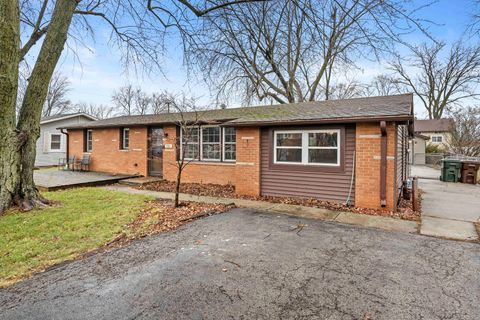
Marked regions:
[1,209,479,320]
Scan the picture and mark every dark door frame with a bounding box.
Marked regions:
[148,126,164,177]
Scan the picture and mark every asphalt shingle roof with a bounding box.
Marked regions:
[414,119,453,133]
[61,94,413,129]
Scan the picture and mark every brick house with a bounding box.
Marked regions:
[60,94,413,210]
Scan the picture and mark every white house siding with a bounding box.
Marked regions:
[409,137,426,165]
[421,131,452,150]
[35,116,94,167]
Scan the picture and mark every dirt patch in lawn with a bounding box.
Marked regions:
[106,200,233,247]
[138,181,421,221]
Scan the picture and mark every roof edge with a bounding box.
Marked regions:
[41,113,97,125]
[223,115,414,127]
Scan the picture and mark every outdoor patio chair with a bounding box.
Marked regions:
[58,156,76,171]
[75,154,91,171]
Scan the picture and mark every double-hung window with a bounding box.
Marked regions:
[85,129,93,152]
[180,126,236,162]
[121,128,130,149]
[223,127,236,161]
[431,135,442,143]
[181,127,200,160]
[274,129,340,166]
[201,127,221,161]
[49,134,62,151]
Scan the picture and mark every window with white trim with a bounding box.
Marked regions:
[201,127,221,160]
[180,126,236,162]
[49,133,62,151]
[121,128,130,149]
[85,129,93,152]
[431,135,442,143]
[223,127,236,161]
[274,129,340,166]
[181,127,199,160]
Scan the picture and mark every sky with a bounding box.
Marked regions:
[48,0,479,117]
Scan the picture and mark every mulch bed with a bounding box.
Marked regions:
[137,181,421,221]
[107,199,233,247]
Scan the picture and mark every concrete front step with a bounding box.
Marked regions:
[119,177,164,186]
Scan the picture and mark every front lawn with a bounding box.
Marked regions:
[0,188,153,287]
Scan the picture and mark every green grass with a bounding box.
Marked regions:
[0,187,153,287]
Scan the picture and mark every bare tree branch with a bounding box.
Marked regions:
[389,41,480,119]
[188,0,434,105]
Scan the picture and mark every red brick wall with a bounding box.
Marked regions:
[161,125,261,195]
[68,122,402,210]
[355,122,396,210]
[68,127,148,176]
[235,127,261,196]
[162,125,236,185]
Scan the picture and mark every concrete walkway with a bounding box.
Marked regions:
[104,185,418,234]
[412,165,480,241]
[411,165,441,180]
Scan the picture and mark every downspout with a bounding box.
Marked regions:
[380,121,387,207]
[60,129,69,159]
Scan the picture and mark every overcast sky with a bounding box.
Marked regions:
[51,0,478,117]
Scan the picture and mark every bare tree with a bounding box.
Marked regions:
[74,102,113,120]
[389,41,480,119]
[133,90,151,115]
[112,85,157,115]
[112,85,136,115]
[164,96,199,208]
[43,72,71,117]
[365,74,404,97]
[1,0,263,212]
[151,92,174,114]
[325,80,366,100]
[446,106,480,157]
[190,0,432,105]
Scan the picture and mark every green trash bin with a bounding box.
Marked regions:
[440,159,462,182]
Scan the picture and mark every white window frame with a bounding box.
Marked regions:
[200,126,221,161]
[48,133,63,152]
[431,135,443,143]
[180,126,200,160]
[122,128,130,149]
[273,129,341,166]
[86,129,93,152]
[180,126,237,162]
[222,127,236,162]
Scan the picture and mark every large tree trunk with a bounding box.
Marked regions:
[0,1,21,213]
[15,0,78,210]
[0,0,78,212]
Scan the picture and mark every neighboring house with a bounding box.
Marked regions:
[61,94,414,210]
[409,133,429,165]
[36,113,96,167]
[414,119,453,150]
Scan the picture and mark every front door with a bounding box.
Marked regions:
[148,127,164,177]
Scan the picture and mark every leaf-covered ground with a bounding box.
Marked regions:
[139,181,421,221]
[0,188,230,287]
